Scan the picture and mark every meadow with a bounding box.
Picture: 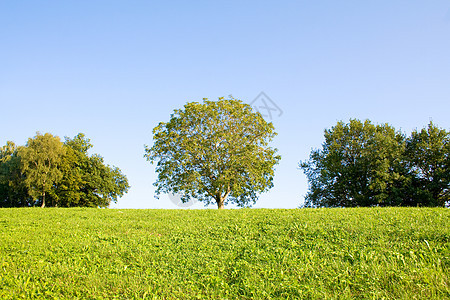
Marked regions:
[0,208,448,299]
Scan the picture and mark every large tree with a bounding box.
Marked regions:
[145,97,281,209]
[19,133,66,208]
[404,122,450,206]
[300,119,406,207]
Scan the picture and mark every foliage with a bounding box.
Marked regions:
[0,142,31,207]
[53,133,130,207]
[0,133,129,207]
[301,120,450,207]
[404,122,450,206]
[145,97,280,209]
[300,119,406,207]
[19,133,66,208]
[0,207,448,299]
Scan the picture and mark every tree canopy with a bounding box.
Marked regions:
[19,133,66,207]
[0,142,30,207]
[53,133,130,207]
[300,120,450,207]
[145,97,281,209]
[0,133,129,207]
[404,122,450,207]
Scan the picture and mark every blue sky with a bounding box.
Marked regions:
[1,1,449,209]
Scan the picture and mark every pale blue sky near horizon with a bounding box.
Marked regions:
[1,1,449,209]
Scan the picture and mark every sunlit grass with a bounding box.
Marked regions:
[0,207,448,299]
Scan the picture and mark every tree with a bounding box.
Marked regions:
[300,119,406,207]
[53,133,130,207]
[404,122,450,207]
[0,133,129,208]
[19,132,66,208]
[0,142,31,207]
[145,97,281,209]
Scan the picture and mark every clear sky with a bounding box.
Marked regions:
[1,1,449,209]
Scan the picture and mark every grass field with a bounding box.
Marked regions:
[0,208,448,299]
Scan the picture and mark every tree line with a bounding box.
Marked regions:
[301,120,450,207]
[1,98,449,209]
[0,132,129,207]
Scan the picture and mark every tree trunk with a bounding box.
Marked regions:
[215,187,231,209]
[217,199,225,209]
[215,194,225,209]
[41,191,46,208]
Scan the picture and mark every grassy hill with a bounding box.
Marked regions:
[0,208,448,299]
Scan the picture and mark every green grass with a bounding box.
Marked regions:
[0,208,448,299]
